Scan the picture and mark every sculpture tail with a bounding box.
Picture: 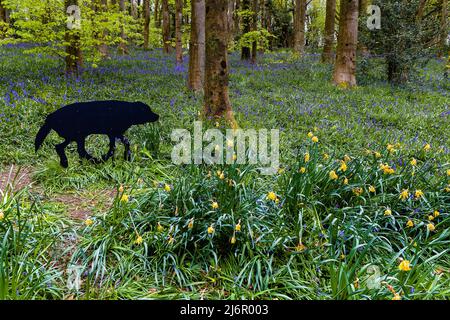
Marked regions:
[35,121,52,152]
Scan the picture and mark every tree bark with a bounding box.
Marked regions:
[228,0,235,41]
[65,0,83,76]
[321,0,336,63]
[98,0,109,57]
[332,0,359,87]
[131,0,138,19]
[118,0,129,55]
[293,0,306,55]
[203,0,236,127]
[0,0,6,22]
[417,0,427,20]
[154,0,160,27]
[241,0,251,60]
[175,0,183,64]
[440,0,448,57]
[162,0,171,53]
[188,0,206,91]
[251,0,258,63]
[143,0,150,49]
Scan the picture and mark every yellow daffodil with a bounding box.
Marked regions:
[232,153,237,161]
[447,169,450,176]
[235,221,241,232]
[295,243,306,252]
[387,144,395,153]
[423,143,431,151]
[380,163,395,175]
[267,191,278,202]
[307,132,314,138]
[329,170,338,180]
[352,187,363,196]
[120,194,129,203]
[84,219,93,227]
[164,184,172,192]
[410,158,417,166]
[406,220,414,228]
[135,236,143,245]
[428,215,434,221]
[427,223,435,232]
[369,185,376,193]
[299,167,306,174]
[343,177,349,185]
[414,189,424,199]
[207,225,215,234]
[323,153,329,160]
[343,154,351,163]
[384,208,392,216]
[0,210,4,220]
[119,185,124,193]
[212,201,219,209]
[157,222,164,232]
[188,219,194,229]
[433,210,440,218]
[374,151,382,159]
[304,152,310,163]
[230,236,236,244]
[217,170,225,180]
[399,189,409,200]
[311,136,319,143]
[392,294,402,300]
[339,160,347,172]
[398,260,412,272]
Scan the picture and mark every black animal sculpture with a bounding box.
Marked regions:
[35,100,160,168]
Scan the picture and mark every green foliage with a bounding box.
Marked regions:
[360,0,441,84]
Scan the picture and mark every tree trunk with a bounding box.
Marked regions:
[440,0,448,57]
[188,0,206,91]
[154,0,161,27]
[251,0,258,63]
[417,0,427,20]
[321,0,336,63]
[228,0,235,41]
[65,0,83,76]
[293,0,306,55]
[203,0,236,128]
[143,0,150,49]
[175,0,183,64]
[332,0,359,87]
[98,0,109,57]
[131,0,138,19]
[0,0,6,39]
[162,0,171,54]
[118,0,129,55]
[234,0,241,35]
[241,0,251,60]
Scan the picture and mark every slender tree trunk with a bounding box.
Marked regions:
[98,0,109,57]
[203,0,236,128]
[162,0,171,53]
[293,0,306,55]
[234,0,241,34]
[321,0,336,63]
[143,0,150,49]
[65,0,83,76]
[440,0,448,57]
[0,0,6,39]
[188,0,205,91]
[118,0,129,55]
[228,0,235,41]
[332,0,359,87]
[131,0,138,19]
[175,0,183,64]
[154,0,161,27]
[241,0,251,60]
[417,0,427,20]
[251,0,258,63]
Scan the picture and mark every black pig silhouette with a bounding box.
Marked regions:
[35,100,159,168]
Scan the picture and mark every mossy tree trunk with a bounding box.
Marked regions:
[188,0,205,91]
[332,0,359,87]
[440,0,448,57]
[118,0,129,55]
[251,0,258,63]
[162,0,172,54]
[175,0,183,65]
[321,0,336,63]
[241,0,251,60]
[293,0,306,55]
[203,0,237,127]
[143,0,151,49]
[65,0,83,76]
